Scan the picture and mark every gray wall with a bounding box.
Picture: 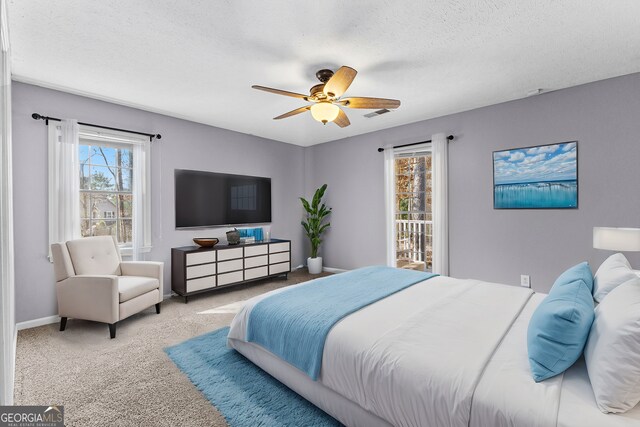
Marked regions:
[12,82,305,323]
[306,73,640,292]
[12,73,640,322]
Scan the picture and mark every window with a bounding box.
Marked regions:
[393,148,433,271]
[79,143,133,244]
[77,126,151,255]
[384,134,449,275]
[48,122,151,258]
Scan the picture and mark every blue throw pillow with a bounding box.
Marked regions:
[527,262,595,382]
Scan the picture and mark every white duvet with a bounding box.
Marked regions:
[228,275,640,427]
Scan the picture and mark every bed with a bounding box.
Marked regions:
[227,269,640,427]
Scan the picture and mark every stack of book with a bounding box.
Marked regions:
[238,227,264,242]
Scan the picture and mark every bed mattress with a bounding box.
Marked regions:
[228,275,640,427]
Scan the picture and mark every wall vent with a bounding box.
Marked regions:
[364,109,391,118]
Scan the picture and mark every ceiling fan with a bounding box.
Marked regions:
[252,66,400,128]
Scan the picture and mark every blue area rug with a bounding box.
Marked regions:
[165,327,342,427]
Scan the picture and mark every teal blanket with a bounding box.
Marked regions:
[246,266,437,380]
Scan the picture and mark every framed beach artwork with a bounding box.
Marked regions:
[493,141,578,209]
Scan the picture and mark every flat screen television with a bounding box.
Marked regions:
[175,169,272,228]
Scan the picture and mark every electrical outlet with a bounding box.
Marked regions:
[520,275,531,288]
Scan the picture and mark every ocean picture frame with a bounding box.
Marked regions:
[493,141,578,209]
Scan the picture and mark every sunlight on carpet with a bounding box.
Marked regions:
[197,300,247,315]
[165,327,342,427]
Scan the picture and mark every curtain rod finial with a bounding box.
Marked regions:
[377,147,384,152]
[32,113,43,120]
[155,134,162,140]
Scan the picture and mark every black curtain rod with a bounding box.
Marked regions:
[31,113,162,141]
[377,135,454,152]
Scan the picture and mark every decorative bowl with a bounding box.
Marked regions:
[193,238,219,247]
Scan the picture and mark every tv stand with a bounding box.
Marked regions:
[171,239,291,303]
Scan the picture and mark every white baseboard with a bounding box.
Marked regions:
[16,315,60,331]
[323,267,348,273]
[16,298,170,330]
[17,295,173,331]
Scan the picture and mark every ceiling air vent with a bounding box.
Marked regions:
[364,109,391,118]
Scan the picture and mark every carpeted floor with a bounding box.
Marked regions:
[14,269,330,427]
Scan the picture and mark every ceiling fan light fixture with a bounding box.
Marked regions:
[310,102,340,124]
[253,65,399,129]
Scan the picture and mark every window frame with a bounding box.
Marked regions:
[78,125,152,255]
[385,142,433,269]
[393,147,433,270]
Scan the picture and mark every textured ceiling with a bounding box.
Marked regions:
[7,1,640,146]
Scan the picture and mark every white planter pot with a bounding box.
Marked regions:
[307,257,323,275]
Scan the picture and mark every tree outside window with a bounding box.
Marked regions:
[79,144,133,245]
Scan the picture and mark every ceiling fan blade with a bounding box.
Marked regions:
[333,109,350,128]
[273,106,311,120]
[339,97,401,109]
[323,66,357,98]
[252,85,308,100]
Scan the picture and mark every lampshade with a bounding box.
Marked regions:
[593,227,640,251]
[310,102,339,124]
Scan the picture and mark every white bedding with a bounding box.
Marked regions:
[228,275,640,427]
[470,293,563,427]
[558,358,640,427]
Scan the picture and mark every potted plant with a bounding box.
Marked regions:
[300,184,331,274]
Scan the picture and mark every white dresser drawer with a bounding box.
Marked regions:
[269,262,290,275]
[186,251,216,266]
[186,263,216,279]
[245,255,268,269]
[218,247,244,261]
[269,252,290,264]
[245,266,268,280]
[218,270,244,286]
[269,242,290,253]
[218,258,243,273]
[245,245,268,257]
[186,275,216,293]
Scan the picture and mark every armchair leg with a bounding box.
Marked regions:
[155,303,161,314]
[109,323,117,339]
[59,317,67,331]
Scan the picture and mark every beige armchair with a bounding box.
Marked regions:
[51,236,163,339]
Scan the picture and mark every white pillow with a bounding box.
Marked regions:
[584,278,640,413]
[593,253,637,302]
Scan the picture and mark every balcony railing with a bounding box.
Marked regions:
[395,219,432,271]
